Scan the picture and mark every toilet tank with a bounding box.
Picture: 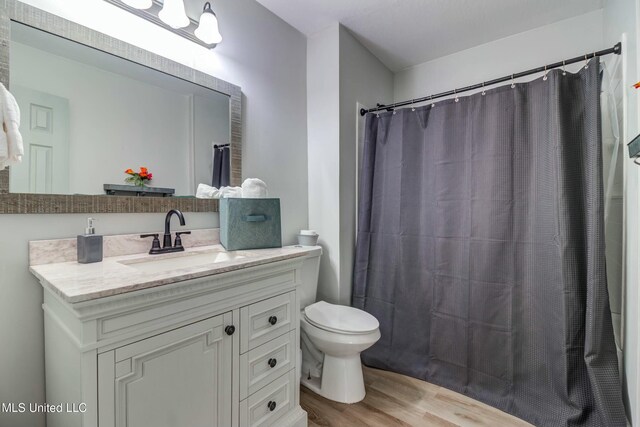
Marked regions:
[299,246,322,309]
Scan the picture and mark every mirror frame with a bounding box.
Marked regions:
[0,0,242,213]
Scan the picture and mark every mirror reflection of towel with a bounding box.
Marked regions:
[0,83,24,170]
[212,145,230,188]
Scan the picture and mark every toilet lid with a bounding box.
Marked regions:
[304,301,379,334]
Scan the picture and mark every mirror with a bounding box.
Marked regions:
[8,21,230,197]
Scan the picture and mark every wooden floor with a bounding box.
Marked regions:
[300,366,532,427]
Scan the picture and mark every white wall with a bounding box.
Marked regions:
[307,24,341,304]
[307,24,393,305]
[0,1,308,426]
[394,10,605,102]
[338,26,393,304]
[603,0,640,423]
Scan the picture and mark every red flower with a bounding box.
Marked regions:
[125,168,134,174]
[147,173,153,180]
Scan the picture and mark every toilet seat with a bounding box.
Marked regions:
[304,301,379,335]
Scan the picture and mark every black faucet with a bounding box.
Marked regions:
[140,209,191,255]
[164,209,185,248]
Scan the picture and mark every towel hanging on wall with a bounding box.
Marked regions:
[212,143,230,188]
[0,83,24,170]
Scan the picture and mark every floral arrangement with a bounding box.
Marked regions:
[124,167,153,187]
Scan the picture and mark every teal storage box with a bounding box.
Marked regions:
[220,198,282,250]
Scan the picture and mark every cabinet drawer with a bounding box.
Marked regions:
[240,292,295,353]
[239,369,295,427]
[240,330,296,400]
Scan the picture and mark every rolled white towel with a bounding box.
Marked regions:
[241,178,267,198]
[196,183,242,199]
[220,186,243,198]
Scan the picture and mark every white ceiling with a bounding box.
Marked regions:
[255,0,604,71]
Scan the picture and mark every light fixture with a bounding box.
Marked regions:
[121,0,152,9]
[158,0,190,29]
[104,0,222,49]
[194,2,222,45]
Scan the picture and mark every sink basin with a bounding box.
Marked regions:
[119,249,246,274]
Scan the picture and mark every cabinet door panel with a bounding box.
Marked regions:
[99,313,233,427]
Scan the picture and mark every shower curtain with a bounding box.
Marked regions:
[353,63,626,426]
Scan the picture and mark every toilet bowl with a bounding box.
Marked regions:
[300,301,380,403]
[297,246,381,404]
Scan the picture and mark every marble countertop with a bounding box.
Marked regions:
[30,245,316,304]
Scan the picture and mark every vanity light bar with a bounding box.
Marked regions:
[104,0,220,49]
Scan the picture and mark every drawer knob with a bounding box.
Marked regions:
[225,325,236,336]
[268,358,277,368]
[268,316,278,325]
[267,401,277,412]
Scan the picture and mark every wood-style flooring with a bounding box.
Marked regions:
[300,366,533,427]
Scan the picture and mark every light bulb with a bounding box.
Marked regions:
[158,0,190,29]
[121,0,152,9]
[195,2,222,45]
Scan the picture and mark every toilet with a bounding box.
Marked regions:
[298,247,381,404]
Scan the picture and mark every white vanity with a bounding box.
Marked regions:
[29,229,316,427]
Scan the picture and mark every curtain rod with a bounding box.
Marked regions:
[360,42,622,116]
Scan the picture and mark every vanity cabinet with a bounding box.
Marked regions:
[97,313,233,427]
[38,256,308,427]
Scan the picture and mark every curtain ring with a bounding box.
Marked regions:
[543,64,548,81]
[481,82,486,96]
[511,74,515,89]
[430,95,435,108]
[411,98,416,112]
[454,88,459,103]
[562,60,567,76]
[584,54,589,69]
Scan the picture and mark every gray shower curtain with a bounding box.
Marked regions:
[353,63,626,426]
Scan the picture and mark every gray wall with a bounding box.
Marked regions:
[0,0,308,426]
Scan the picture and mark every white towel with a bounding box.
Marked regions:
[241,178,267,198]
[196,183,242,199]
[0,83,23,170]
[196,178,268,199]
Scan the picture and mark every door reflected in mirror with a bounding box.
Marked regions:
[9,21,230,197]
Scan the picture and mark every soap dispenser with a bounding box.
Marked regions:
[77,218,103,263]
